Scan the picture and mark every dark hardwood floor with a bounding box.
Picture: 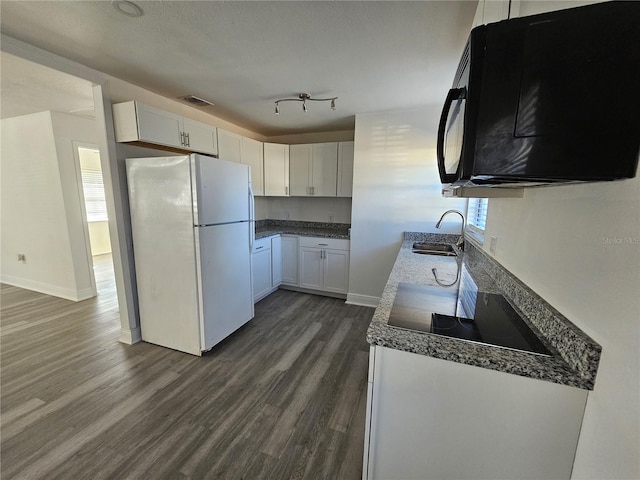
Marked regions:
[1,255,374,480]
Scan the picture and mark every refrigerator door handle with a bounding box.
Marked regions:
[249,183,255,249]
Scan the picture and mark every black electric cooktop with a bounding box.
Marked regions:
[388,277,551,356]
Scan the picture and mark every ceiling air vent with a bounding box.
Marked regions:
[178,95,215,107]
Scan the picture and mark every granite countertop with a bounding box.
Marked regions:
[255,220,350,240]
[367,232,601,390]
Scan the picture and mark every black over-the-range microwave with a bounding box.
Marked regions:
[437,1,640,188]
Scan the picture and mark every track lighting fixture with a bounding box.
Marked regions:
[274,93,338,115]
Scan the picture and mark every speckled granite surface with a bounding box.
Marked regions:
[367,232,601,390]
[255,219,350,240]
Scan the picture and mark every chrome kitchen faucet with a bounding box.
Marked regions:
[435,210,466,251]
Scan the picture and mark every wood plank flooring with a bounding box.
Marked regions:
[1,255,374,480]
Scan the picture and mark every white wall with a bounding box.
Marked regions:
[347,107,467,306]
[267,197,352,223]
[484,175,639,480]
[88,222,111,256]
[1,111,97,300]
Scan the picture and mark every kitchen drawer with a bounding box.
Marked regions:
[297,236,350,251]
[252,237,272,253]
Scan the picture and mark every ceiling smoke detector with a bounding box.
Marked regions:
[178,95,215,107]
[111,1,143,17]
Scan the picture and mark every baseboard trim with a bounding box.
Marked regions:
[346,293,380,308]
[0,274,96,302]
[279,285,347,300]
[119,327,142,345]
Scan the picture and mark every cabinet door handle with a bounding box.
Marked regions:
[185,133,190,147]
[318,243,328,246]
[256,246,264,250]
[180,131,185,146]
[285,186,288,196]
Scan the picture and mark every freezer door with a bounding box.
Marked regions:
[191,154,251,225]
[195,222,254,350]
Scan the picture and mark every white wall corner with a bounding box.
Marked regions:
[119,327,142,345]
[346,293,380,308]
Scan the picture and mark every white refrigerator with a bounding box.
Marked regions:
[126,154,255,355]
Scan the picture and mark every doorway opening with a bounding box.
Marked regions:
[75,144,115,296]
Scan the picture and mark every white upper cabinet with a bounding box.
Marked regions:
[241,137,264,196]
[218,130,264,195]
[182,117,218,156]
[289,143,338,197]
[264,143,290,196]
[112,101,218,155]
[289,144,313,196]
[337,141,354,198]
[312,143,338,196]
[217,129,243,164]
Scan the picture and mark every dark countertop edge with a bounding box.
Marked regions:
[367,231,600,391]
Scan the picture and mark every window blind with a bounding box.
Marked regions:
[81,169,108,222]
[467,198,488,232]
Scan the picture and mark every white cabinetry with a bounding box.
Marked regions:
[252,237,272,303]
[271,235,282,286]
[264,143,290,196]
[289,144,313,196]
[364,346,588,480]
[289,143,338,197]
[218,130,264,196]
[281,235,298,286]
[241,137,264,196]
[181,117,219,156]
[113,101,218,155]
[252,235,283,303]
[217,129,242,164]
[337,141,354,197]
[298,237,349,294]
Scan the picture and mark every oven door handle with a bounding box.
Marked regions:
[437,87,466,184]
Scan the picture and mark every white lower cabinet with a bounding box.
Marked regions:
[253,234,349,299]
[298,237,350,294]
[252,235,283,303]
[299,247,324,290]
[281,235,298,285]
[252,237,272,303]
[271,236,282,286]
[363,346,588,480]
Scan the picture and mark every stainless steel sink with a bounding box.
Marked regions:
[411,242,457,256]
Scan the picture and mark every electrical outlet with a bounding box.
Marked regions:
[329,214,335,223]
[489,236,498,255]
[286,212,292,220]
[17,253,26,263]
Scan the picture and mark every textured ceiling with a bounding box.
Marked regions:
[0,1,477,135]
[0,52,95,120]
